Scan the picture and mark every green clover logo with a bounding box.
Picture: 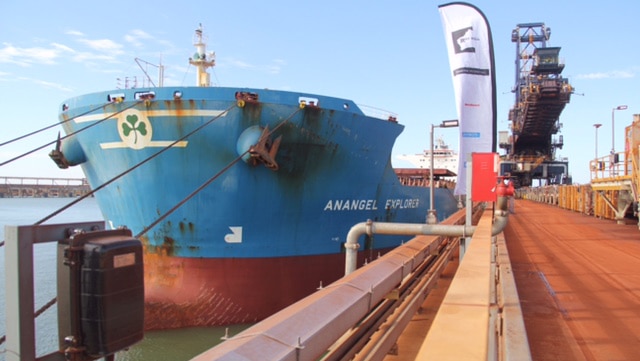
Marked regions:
[121,114,147,144]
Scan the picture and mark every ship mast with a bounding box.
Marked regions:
[189,24,215,87]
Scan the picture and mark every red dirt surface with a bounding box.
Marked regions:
[504,200,640,361]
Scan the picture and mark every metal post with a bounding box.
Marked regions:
[427,120,458,225]
[5,226,36,361]
[462,153,473,260]
[612,108,615,156]
[593,123,602,160]
[611,105,628,176]
[612,108,615,157]
[427,124,437,224]
[611,105,628,156]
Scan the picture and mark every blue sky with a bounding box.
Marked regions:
[0,0,638,184]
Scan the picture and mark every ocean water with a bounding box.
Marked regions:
[0,198,246,360]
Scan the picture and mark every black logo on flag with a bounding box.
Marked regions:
[452,26,479,54]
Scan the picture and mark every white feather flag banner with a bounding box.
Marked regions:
[439,2,496,195]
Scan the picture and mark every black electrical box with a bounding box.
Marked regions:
[58,228,144,360]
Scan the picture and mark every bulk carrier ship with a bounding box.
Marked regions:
[50,26,459,329]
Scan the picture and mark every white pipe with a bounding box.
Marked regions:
[345,208,509,275]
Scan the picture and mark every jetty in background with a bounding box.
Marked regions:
[0,176,91,198]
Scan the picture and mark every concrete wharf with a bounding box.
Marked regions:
[0,176,91,198]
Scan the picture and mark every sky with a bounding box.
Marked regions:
[0,0,638,184]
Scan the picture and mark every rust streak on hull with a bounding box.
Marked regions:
[143,251,385,330]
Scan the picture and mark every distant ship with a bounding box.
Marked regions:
[50,26,459,329]
[397,137,459,176]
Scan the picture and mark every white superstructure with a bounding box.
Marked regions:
[397,137,459,176]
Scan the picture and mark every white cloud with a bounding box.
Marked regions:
[32,79,73,92]
[52,42,75,53]
[0,42,65,66]
[219,57,287,76]
[268,59,286,74]
[16,76,73,92]
[125,29,153,48]
[228,58,254,69]
[64,30,125,63]
[76,38,124,55]
[267,64,281,74]
[576,70,635,80]
[156,39,174,48]
[71,52,119,63]
[66,30,85,37]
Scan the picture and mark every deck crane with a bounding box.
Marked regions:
[500,23,574,187]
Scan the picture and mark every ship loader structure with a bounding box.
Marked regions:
[500,23,574,187]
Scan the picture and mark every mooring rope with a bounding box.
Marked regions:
[0,103,111,148]
[0,101,144,167]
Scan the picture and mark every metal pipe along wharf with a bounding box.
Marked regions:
[345,208,509,275]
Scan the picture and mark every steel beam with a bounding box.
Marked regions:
[3,221,104,361]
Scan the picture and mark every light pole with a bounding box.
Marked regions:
[593,123,602,160]
[427,119,459,224]
[611,105,628,157]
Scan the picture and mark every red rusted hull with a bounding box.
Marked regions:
[143,251,380,330]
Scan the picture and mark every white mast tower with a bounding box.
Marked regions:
[189,24,215,87]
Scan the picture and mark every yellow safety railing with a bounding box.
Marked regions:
[590,151,629,181]
[631,145,640,201]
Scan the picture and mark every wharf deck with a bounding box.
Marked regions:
[505,199,640,360]
[384,199,640,361]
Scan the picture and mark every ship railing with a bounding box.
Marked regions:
[357,104,398,122]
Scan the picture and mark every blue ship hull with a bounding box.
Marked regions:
[56,86,459,328]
